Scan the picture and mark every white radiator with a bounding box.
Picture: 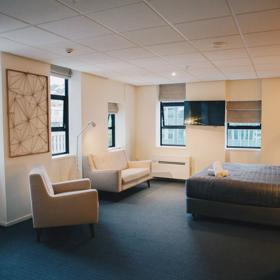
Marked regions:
[152,155,190,180]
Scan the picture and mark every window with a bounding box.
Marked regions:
[160,102,185,146]
[108,113,115,148]
[50,76,69,155]
[227,123,261,149]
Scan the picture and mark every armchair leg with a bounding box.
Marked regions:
[89,224,95,238]
[36,229,42,242]
[147,180,151,188]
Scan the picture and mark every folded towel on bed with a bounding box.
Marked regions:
[207,168,215,176]
[213,161,229,177]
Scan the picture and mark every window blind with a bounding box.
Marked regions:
[51,64,72,78]
[226,101,261,123]
[159,83,186,101]
[108,102,119,114]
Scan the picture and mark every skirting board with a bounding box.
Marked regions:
[0,213,32,227]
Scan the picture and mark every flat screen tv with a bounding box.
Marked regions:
[184,101,225,126]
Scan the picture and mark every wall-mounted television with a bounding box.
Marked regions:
[184,101,225,126]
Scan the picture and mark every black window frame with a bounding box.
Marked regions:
[160,102,186,147]
[51,77,69,156]
[108,113,116,148]
[226,123,261,149]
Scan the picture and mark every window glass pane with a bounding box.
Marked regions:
[108,129,113,147]
[51,99,64,127]
[227,123,261,148]
[50,76,65,96]
[161,128,185,146]
[51,131,66,154]
[108,114,112,127]
[163,105,184,126]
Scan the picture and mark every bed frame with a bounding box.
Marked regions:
[187,197,280,226]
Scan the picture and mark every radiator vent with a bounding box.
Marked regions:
[152,155,190,180]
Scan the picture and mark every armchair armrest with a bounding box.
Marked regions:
[41,189,99,227]
[128,160,152,171]
[52,178,91,194]
[88,169,122,192]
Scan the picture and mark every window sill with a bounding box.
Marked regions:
[107,146,123,151]
[157,145,186,149]
[225,147,261,152]
[52,154,76,160]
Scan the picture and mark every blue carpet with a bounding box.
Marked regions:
[1,180,280,280]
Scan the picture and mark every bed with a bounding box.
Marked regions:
[186,163,280,225]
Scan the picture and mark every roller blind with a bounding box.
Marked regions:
[226,101,261,123]
[108,102,119,114]
[159,83,186,101]
[51,64,72,78]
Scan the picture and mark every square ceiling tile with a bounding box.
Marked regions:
[1,26,65,46]
[164,53,208,67]
[214,58,253,67]
[89,3,166,32]
[149,0,230,24]
[192,35,244,51]
[252,56,280,65]
[78,34,135,51]
[106,47,155,60]
[37,40,95,56]
[0,0,77,24]
[244,30,280,47]
[175,17,238,40]
[0,14,28,33]
[230,0,280,14]
[130,57,175,71]
[249,45,280,57]
[39,16,111,40]
[227,72,257,80]
[237,9,280,34]
[147,42,196,56]
[204,48,249,61]
[123,26,183,46]
[0,37,27,52]
[60,0,139,14]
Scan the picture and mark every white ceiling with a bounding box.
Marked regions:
[0,0,280,85]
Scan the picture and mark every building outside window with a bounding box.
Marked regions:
[108,113,115,148]
[50,76,69,155]
[160,102,185,146]
[227,123,261,149]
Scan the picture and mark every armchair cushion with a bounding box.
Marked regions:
[121,168,150,183]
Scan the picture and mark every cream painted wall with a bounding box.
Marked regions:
[135,79,279,175]
[261,78,280,164]
[81,73,136,159]
[0,53,79,225]
[135,85,185,161]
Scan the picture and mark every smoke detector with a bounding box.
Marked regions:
[213,41,227,48]
[65,48,74,54]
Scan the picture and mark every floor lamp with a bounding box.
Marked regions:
[76,121,96,176]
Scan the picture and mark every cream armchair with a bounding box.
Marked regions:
[83,149,152,193]
[29,166,99,241]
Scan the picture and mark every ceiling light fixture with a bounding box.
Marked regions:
[213,41,227,48]
[171,72,176,77]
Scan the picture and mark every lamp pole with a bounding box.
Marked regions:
[76,121,96,176]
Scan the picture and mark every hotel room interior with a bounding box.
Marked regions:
[1,0,280,279]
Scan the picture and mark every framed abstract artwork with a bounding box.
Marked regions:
[6,69,49,157]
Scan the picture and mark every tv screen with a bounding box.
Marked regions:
[184,101,225,126]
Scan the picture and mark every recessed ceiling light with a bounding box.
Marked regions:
[213,41,227,48]
[171,72,176,76]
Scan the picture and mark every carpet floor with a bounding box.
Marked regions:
[1,180,280,280]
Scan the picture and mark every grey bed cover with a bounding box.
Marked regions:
[186,163,280,207]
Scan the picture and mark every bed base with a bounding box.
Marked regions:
[187,197,280,226]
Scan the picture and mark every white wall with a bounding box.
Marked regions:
[81,73,136,159]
